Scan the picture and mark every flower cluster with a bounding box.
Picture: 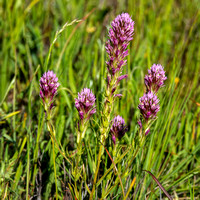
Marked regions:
[75,88,96,121]
[39,70,60,112]
[138,64,167,135]
[138,92,160,121]
[103,13,132,144]
[105,13,134,96]
[110,115,128,145]
[144,64,167,93]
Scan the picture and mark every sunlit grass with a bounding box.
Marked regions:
[0,0,200,199]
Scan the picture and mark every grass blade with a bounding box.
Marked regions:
[143,170,173,200]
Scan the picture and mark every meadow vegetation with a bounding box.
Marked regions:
[0,0,200,199]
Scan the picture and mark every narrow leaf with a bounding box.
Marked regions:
[143,170,173,200]
[125,177,136,199]
[12,161,23,190]
[100,141,125,198]
[2,111,21,120]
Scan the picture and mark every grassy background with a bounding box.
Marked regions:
[0,0,200,199]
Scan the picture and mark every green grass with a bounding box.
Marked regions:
[0,0,200,199]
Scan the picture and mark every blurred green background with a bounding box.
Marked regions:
[1,0,200,103]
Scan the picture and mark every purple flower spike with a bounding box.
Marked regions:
[39,70,60,110]
[110,115,128,143]
[138,92,160,121]
[106,13,134,77]
[75,88,96,120]
[144,64,167,93]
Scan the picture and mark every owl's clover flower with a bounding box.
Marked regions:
[105,13,134,96]
[39,70,60,112]
[138,92,160,122]
[75,88,96,120]
[110,115,128,144]
[144,64,167,93]
[106,13,134,75]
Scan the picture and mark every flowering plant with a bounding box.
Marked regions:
[37,13,170,200]
[39,70,60,120]
[138,64,167,136]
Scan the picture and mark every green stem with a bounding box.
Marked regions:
[101,137,145,200]
[50,130,72,165]
[32,113,45,187]
[89,84,114,199]
[26,133,30,200]
[47,120,71,165]
[74,123,87,197]
[126,135,145,172]
[74,140,82,196]
[47,121,58,200]
[13,48,17,142]
[89,144,103,200]
[51,136,58,200]
[106,134,146,197]
[112,143,118,160]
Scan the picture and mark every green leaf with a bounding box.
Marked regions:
[12,161,23,191]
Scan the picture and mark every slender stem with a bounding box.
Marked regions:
[48,121,72,165]
[105,136,146,199]
[96,146,131,187]
[74,139,82,195]
[13,48,17,142]
[101,138,145,199]
[50,130,72,164]
[89,144,103,200]
[74,123,87,196]
[112,143,118,160]
[51,136,58,200]
[90,85,114,199]
[126,136,145,172]
[32,113,45,187]
[89,125,108,199]
[26,133,30,200]
[47,121,58,200]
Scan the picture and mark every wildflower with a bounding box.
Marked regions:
[105,13,134,96]
[75,88,96,120]
[110,115,128,144]
[138,92,160,121]
[106,13,134,75]
[144,64,167,93]
[39,70,60,112]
